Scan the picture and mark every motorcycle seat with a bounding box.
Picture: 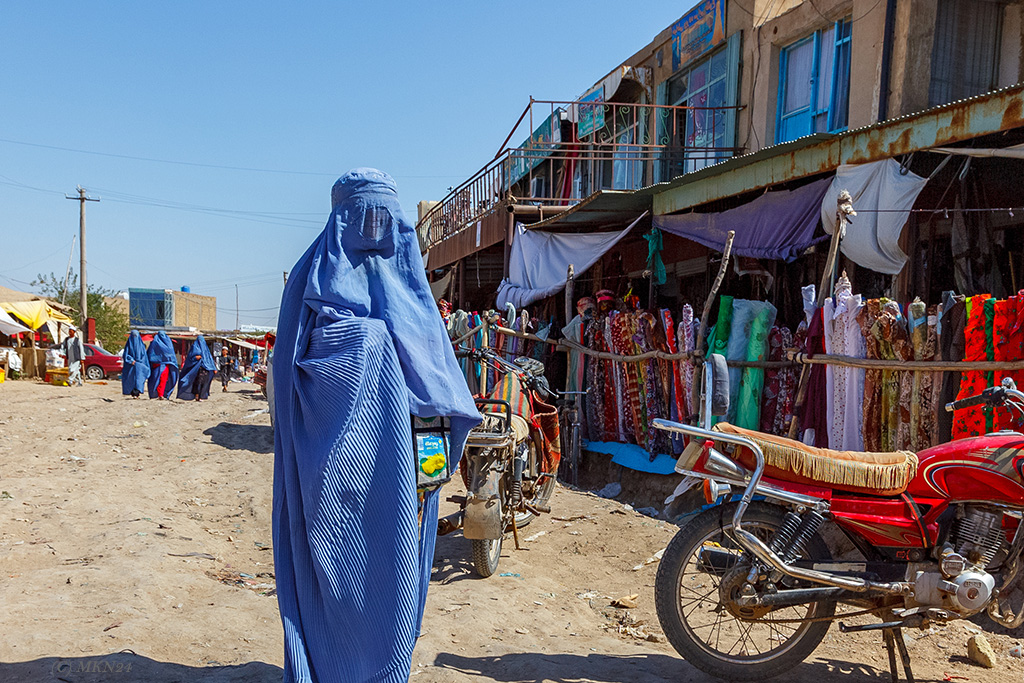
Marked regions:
[478,409,530,443]
[713,423,919,496]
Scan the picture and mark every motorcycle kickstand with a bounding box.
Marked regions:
[882,627,914,683]
[511,514,521,551]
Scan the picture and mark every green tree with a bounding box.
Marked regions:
[31,271,129,349]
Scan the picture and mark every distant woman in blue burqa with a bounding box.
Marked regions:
[121,330,150,398]
[177,335,215,401]
[273,168,479,683]
[147,331,179,399]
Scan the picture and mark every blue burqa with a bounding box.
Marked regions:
[147,331,179,399]
[121,330,151,396]
[177,335,216,400]
[273,168,480,683]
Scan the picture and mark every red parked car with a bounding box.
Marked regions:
[84,343,123,380]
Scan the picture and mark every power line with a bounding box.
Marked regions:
[0,136,469,179]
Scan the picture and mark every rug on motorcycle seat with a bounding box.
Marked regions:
[484,373,561,475]
[714,422,918,496]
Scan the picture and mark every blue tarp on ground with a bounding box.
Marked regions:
[584,440,678,475]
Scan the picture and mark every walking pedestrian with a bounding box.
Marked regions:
[177,335,215,401]
[63,328,84,387]
[219,346,233,392]
[272,169,479,683]
[121,330,150,398]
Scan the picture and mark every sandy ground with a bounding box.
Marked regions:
[1,380,1023,682]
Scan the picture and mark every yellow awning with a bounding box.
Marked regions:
[0,300,75,330]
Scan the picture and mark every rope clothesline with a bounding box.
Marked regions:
[453,322,1024,372]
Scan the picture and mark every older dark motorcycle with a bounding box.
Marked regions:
[653,354,1024,681]
[441,347,559,577]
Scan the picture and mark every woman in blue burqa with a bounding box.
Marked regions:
[147,331,179,399]
[177,335,215,401]
[120,330,150,398]
[273,168,479,683]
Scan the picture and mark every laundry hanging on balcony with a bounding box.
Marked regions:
[820,159,928,275]
[496,212,647,309]
[653,177,832,261]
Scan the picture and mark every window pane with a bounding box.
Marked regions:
[831,40,851,130]
[708,79,727,108]
[929,0,1003,106]
[784,39,814,114]
[668,72,688,105]
[690,61,708,92]
[816,27,835,115]
[710,49,728,83]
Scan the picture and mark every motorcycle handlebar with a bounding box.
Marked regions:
[945,386,1006,412]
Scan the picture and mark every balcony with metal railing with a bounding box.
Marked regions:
[418,97,744,250]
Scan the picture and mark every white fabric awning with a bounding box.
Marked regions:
[821,159,927,275]
[0,307,31,336]
[496,211,647,309]
[227,338,259,350]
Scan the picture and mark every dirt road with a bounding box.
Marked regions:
[0,380,1021,682]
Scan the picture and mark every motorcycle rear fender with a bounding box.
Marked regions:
[463,457,503,540]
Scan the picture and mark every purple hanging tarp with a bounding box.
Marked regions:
[652,176,833,262]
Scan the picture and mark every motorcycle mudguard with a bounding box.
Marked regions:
[463,466,503,540]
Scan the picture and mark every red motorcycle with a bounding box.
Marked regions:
[653,354,1024,682]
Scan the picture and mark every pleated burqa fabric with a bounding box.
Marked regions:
[272,169,479,683]
[120,330,150,395]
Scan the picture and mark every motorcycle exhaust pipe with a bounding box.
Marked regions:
[437,511,464,536]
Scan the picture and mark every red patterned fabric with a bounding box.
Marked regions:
[953,294,993,439]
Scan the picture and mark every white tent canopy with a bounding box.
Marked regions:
[0,307,32,336]
[496,211,647,309]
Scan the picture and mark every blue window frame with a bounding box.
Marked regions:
[776,18,852,143]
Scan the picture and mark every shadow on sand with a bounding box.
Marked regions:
[430,651,948,683]
[0,651,281,683]
[202,422,274,453]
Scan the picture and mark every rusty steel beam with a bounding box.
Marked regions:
[654,84,1024,215]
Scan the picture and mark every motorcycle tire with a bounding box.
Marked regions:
[471,537,502,578]
[655,501,835,681]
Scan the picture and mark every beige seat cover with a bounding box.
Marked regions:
[714,423,918,496]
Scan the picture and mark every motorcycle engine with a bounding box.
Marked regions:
[906,506,1005,617]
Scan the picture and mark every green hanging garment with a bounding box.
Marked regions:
[737,305,777,430]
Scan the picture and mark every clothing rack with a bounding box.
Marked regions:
[457,322,1024,372]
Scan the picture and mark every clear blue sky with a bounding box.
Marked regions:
[0,2,694,328]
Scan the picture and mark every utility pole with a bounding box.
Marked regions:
[235,284,239,330]
[65,186,99,326]
[60,234,77,305]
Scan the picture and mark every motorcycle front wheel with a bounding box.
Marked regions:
[655,502,835,681]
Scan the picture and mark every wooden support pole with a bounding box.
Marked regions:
[787,191,855,439]
[692,230,735,420]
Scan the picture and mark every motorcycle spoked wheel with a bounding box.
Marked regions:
[655,502,836,681]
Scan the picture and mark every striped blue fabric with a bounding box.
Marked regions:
[273,169,479,682]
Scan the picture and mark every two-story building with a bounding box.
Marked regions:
[423,0,1024,320]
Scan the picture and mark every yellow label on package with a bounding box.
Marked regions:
[417,434,447,479]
